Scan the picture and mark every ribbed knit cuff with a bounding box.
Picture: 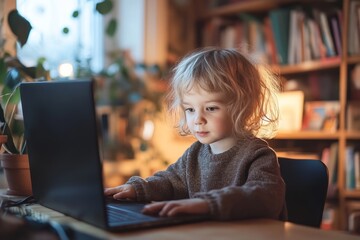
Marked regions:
[194,193,219,219]
[126,177,146,202]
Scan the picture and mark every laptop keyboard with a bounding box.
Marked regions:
[106,205,157,223]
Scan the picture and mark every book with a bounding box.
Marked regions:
[202,17,224,47]
[220,25,237,48]
[308,14,327,60]
[346,145,356,189]
[349,211,360,234]
[348,0,360,55]
[269,7,290,65]
[301,14,312,62]
[319,11,336,57]
[355,151,360,189]
[288,9,300,65]
[327,142,339,198]
[321,147,330,167]
[307,18,322,60]
[347,101,360,131]
[329,11,342,56]
[350,64,360,100]
[277,91,304,131]
[302,101,340,131]
[263,17,278,64]
[321,204,339,230]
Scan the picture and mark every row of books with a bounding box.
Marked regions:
[321,142,360,191]
[321,203,340,230]
[207,0,246,8]
[345,145,360,190]
[302,101,340,132]
[277,94,360,133]
[201,5,347,65]
[323,201,360,232]
[347,101,360,131]
[286,7,341,65]
[277,89,340,132]
[348,0,360,56]
[321,143,360,192]
[321,143,338,198]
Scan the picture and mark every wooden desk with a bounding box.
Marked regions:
[3,202,360,240]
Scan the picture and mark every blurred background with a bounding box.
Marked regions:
[1,0,360,233]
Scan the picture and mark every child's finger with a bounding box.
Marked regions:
[113,190,132,199]
[159,202,179,216]
[167,205,187,216]
[142,202,166,215]
[104,187,120,196]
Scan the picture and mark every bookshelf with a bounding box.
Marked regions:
[191,0,360,231]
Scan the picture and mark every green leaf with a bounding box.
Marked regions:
[0,85,21,154]
[72,10,80,18]
[1,85,11,105]
[37,57,46,65]
[106,19,117,37]
[96,0,113,15]
[62,27,70,34]
[36,57,47,78]
[1,124,19,154]
[0,58,6,86]
[7,85,21,105]
[12,118,24,136]
[7,10,32,47]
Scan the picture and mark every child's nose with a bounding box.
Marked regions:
[194,113,205,125]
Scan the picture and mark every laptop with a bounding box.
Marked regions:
[20,79,207,231]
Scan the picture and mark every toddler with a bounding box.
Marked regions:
[105,47,287,221]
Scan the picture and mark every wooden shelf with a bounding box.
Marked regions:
[272,57,341,75]
[344,190,360,199]
[345,131,360,139]
[194,0,357,231]
[275,131,340,140]
[200,0,286,18]
[200,0,329,19]
[347,55,360,64]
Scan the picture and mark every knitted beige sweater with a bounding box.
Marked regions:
[127,137,287,221]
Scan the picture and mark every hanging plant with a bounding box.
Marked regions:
[62,0,117,38]
[96,0,113,15]
[0,10,49,154]
[7,10,32,47]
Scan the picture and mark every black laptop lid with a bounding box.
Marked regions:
[20,80,107,229]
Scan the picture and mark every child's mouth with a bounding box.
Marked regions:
[196,131,209,137]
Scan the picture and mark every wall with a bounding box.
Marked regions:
[105,0,168,68]
[1,0,16,56]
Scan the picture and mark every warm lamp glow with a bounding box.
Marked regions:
[142,120,154,141]
[58,63,74,77]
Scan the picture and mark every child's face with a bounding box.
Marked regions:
[182,87,236,153]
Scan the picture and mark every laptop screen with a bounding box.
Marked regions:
[20,79,108,228]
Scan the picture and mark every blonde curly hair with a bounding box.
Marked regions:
[166,47,280,139]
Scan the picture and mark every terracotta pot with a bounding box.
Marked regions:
[0,135,7,145]
[0,154,32,196]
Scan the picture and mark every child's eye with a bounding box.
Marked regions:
[206,107,218,112]
[185,108,195,112]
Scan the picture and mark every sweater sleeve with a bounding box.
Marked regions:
[126,148,191,202]
[194,146,286,221]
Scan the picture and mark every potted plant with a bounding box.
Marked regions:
[0,9,48,196]
[0,3,123,195]
[0,2,119,195]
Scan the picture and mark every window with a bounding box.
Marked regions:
[16,0,103,77]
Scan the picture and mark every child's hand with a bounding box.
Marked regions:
[142,198,210,217]
[104,184,136,200]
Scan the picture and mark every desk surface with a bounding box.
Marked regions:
[4,203,359,240]
[1,189,358,240]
